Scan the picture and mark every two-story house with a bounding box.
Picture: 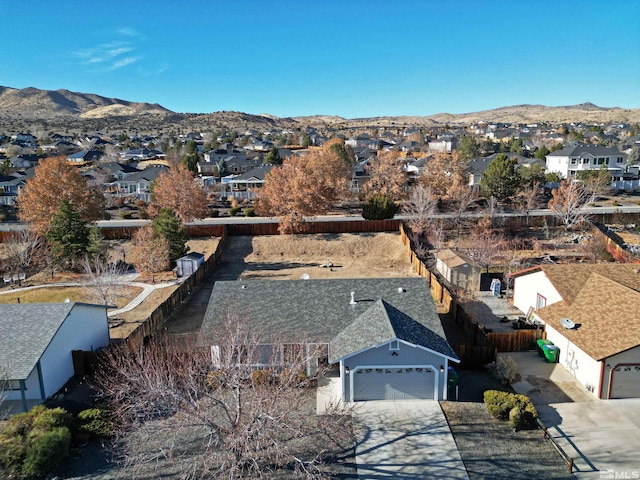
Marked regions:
[545,143,628,179]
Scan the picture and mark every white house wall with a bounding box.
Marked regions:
[546,156,568,178]
[341,341,449,401]
[601,345,640,399]
[545,324,601,398]
[39,304,110,399]
[513,271,563,314]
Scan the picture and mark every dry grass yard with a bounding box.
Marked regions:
[214,232,416,281]
[0,285,142,309]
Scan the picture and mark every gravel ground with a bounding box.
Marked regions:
[441,401,574,480]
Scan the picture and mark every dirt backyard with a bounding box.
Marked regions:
[212,232,416,281]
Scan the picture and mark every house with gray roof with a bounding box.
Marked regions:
[200,278,459,402]
[110,165,169,201]
[545,142,627,180]
[0,303,110,412]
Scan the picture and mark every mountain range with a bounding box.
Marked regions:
[1,85,640,133]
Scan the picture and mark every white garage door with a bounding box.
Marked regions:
[353,367,436,401]
[610,365,640,399]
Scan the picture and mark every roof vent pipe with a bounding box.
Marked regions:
[350,292,357,305]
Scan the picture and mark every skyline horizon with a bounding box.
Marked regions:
[2,1,639,118]
[3,83,638,121]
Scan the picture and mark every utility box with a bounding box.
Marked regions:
[176,252,205,277]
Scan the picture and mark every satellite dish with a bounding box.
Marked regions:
[560,318,575,329]
[301,273,310,280]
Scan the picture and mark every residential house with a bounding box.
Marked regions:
[200,278,459,402]
[7,154,39,170]
[120,148,163,163]
[66,150,103,165]
[111,165,168,201]
[0,303,110,412]
[467,153,544,189]
[428,135,457,153]
[509,264,640,399]
[435,249,482,291]
[226,165,273,200]
[0,174,26,205]
[545,143,628,179]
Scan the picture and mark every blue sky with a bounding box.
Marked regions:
[1,0,639,118]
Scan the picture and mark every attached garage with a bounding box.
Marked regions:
[609,364,640,399]
[352,366,437,401]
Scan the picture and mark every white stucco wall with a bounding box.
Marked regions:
[545,156,568,178]
[545,324,601,398]
[513,270,563,314]
[39,304,110,399]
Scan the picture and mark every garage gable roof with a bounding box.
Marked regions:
[536,273,640,360]
[329,299,457,363]
[0,303,76,380]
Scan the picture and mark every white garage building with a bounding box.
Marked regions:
[510,264,640,399]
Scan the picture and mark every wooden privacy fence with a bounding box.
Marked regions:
[399,223,542,367]
[122,227,228,347]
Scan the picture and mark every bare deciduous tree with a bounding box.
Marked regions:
[464,229,506,273]
[515,181,542,230]
[402,185,438,237]
[446,182,479,237]
[0,229,45,276]
[95,309,353,478]
[548,179,594,231]
[81,256,129,306]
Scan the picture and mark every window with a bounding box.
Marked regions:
[617,157,624,164]
[570,158,578,165]
[536,293,547,309]
[3,380,23,391]
[582,158,589,164]
[389,340,400,351]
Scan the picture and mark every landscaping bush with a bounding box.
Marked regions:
[280,368,308,387]
[243,207,256,217]
[21,427,71,478]
[251,369,273,385]
[485,355,521,385]
[209,208,220,217]
[362,193,399,220]
[120,211,132,219]
[77,408,114,438]
[509,406,524,431]
[483,390,538,428]
[0,405,73,478]
[228,206,242,217]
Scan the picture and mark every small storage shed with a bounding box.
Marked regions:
[176,252,205,277]
[435,249,482,291]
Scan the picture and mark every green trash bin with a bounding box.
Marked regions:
[541,344,559,363]
[536,339,553,357]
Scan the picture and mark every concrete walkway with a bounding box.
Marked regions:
[0,273,186,317]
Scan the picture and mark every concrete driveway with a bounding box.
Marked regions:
[354,400,469,479]
[508,352,640,479]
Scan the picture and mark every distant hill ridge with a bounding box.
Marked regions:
[1,85,639,126]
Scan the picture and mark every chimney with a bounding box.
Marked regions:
[350,292,357,305]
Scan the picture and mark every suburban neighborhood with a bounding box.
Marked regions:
[1,94,640,479]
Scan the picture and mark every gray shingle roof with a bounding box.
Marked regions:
[200,278,457,363]
[546,142,625,157]
[0,303,76,380]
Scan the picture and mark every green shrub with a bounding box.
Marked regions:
[120,211,132,219]
[251,369,273,385]
[362,193,399,220]
[243,207,256,217]
[483,390,538,427]
[31,407,72,433]
[612,201,622,206]
[509,406,523,431]
[21,426,71,478]
[77,408,113,438]
[0,212,6,221]
[228,206,242,217]
[209,208,220,217]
